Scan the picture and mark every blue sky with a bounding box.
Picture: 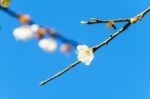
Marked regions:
[0,0,150,99]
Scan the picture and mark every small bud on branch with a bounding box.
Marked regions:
[107,21,116,30]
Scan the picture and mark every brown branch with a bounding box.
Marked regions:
[81,18,130,25]
[92,22,131,52]
[40,6,150,86]
[81,7,150,25]
[40,61,81,86]
[0,6,79,47]
[136,6,150,18]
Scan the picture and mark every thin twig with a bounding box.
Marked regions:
[81,18,130,25]
[81,7,150,25]
[92,23,131,52]
[40,61,81,86]
[136,6,150,18]
[40,7,150,86]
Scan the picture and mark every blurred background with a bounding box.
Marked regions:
[0,0,150,99]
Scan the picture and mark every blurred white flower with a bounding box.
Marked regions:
[38,38,57,52]
[30,24,40,32]
[76,45,94,65]
[13,24,39,41]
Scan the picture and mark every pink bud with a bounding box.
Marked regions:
[60,43,72,53]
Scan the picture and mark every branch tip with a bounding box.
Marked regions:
[80,21,88,24]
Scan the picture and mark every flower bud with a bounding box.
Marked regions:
[60,43,72,53]
[19,14,30,24]
[0,0,11,8]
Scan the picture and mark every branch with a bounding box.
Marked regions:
[39,6,150,86]
[40,61,80,86]
[92,23,131,52]
[0,6,79,47]
[80,6,150,25]
[40,22,131,86]
[136,6,150,18]
[40,7,150,86]
[81,18,130,25]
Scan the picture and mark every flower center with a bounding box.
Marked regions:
[85,49,91,55]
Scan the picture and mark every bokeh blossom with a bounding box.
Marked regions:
[13,24,39,41]
[38,38,57,52]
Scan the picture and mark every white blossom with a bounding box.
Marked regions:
[76,45,94,65]
[38,38,57,52]
[30,24,40,32]
[13,25,34,41]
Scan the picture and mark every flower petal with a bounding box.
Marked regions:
[77,45,88,50]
